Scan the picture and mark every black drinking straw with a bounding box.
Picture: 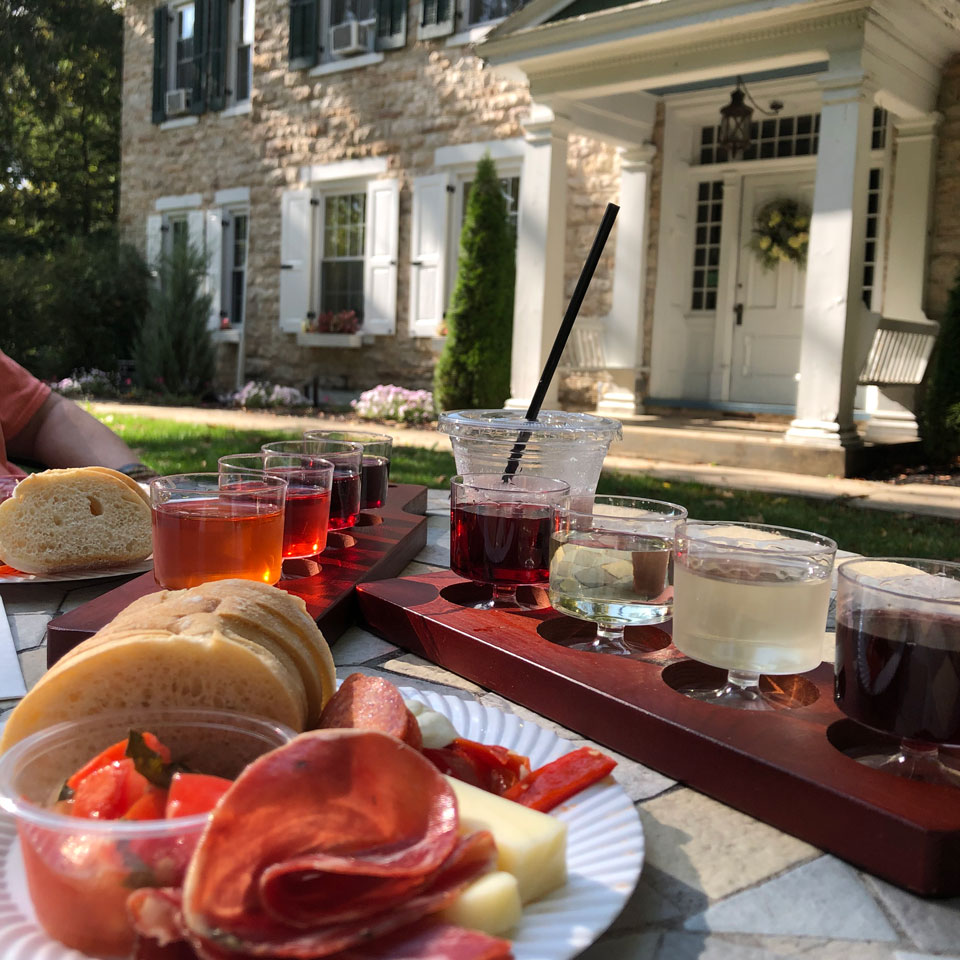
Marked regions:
[502,201,620,479]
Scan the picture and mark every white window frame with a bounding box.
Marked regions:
[221,204,250,329]
[312,183,369,323]
[225,0,255,110]
[168,1,197,101]
[307,0,383,75]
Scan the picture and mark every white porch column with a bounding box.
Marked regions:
[598,143,657,417]
[507,105,571,411]
[864,112,941,442]
[787,71,875,448]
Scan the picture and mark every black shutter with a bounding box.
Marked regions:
[207,0,229,111]
[190,0,209,114]
[289,0,319,68]
[152,6,168,124]
[375,0,406,50]
[420,0,452,36]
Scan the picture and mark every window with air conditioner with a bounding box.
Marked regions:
[152,0,255,124]
[288,0,406,70]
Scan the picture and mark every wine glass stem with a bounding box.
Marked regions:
[725,669,762,697]
[492,585,519,608]
[898,739,943,778]
[594,623,630,654]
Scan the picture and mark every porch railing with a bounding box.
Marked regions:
[857,315,940,387]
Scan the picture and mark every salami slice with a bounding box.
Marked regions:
[182,730,461,955]
[318,674,422,749]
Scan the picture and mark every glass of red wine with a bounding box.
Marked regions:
[449,474,570,610]
[219,453,334,559]
[835,557,960,787]
[303,430,393,511]
[262,440,362,532]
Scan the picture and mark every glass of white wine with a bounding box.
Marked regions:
[672,521,837,710]
[548,496,687,656]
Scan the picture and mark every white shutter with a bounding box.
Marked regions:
[146,214,163,273]
[409,173,450,337]
[363,178,399,336]
[187,210,205,258]
[280,188,314,333]
[205,208,223,331]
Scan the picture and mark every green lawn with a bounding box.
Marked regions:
[98,411,960,559]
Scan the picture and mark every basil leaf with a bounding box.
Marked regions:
[125,729,171,788]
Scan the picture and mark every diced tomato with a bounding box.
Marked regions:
[165,773,232,819]
[66,731,172,791]
[124,786,169,821]
[71,758,152,820]
[422,747,487,790]
[447,739,531,794]
[501,747,617,813]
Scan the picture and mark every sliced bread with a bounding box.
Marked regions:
[0,467,152,573]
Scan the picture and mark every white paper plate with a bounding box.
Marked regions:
[0,684,644,960]
[0,557,153,585]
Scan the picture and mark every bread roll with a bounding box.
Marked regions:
[0,467,152,573]
[0,630,307,752]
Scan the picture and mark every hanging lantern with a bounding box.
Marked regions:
[718,79,753,159]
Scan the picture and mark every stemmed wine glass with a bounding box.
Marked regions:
[548,496,687,656]
[835,557,960,787]
[449,474,569,610]
[672,521,837,710]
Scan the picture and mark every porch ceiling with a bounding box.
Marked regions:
[480,0,959,117]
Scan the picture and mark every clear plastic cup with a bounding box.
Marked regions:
[438,409,622,496]
[0,708,295,957]
[303,430,393,510]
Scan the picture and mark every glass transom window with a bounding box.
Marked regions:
[321,192,366,320]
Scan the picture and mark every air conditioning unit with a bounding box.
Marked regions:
[165,88,189,116]
[329,18,375,57]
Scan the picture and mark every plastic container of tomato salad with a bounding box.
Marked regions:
[0,708,295,957]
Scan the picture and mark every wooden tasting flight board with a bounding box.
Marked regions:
[356,569,960,898]
[45,483,429,668]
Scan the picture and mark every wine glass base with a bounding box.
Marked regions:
[679,681,788,712]
[566,639,635,657]
[853,750,960,788]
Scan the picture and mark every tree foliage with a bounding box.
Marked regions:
[136,241,216,397]
[433,154,515,411]
[919,269,960,463]
[0,0,122,256]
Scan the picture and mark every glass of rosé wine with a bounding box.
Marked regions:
[303,429,393,511]
[450,474,569,610]
[219,453,333,559]
[835,557,960,787]
[150,472,287,589]
[263,439,362,531]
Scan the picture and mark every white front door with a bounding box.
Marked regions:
[728,173,813,405]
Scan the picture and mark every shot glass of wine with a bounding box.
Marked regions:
[835,558,960,787]
[219,453,334,559]
[304,430,393,510]
[548,496,687,656]
[450,474,569,610]
[263,440,362,531]
[672,521,837,710]
[150,472,287,589]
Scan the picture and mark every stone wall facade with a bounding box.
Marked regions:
[119,0,619,396]
[927,54,960,321]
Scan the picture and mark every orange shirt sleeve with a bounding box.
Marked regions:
[0,351,51,475]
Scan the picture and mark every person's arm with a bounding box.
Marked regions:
[6,393,147,474]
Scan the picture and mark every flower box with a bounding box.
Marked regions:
[296,332,365,349]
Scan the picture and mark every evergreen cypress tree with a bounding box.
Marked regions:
[135,239,215,397]
[434,154,515,410]
[919,268,960,463]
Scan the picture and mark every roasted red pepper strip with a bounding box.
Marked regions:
[501,747,617,812]
[447,739,531,794]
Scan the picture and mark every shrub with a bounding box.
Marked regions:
[53,368,119,399]
[352,385,435,425]
[433,154,514,411]
[0,234,150,381]
[135,241,215,398]
[919,269,960,463]
[231,381,311,411]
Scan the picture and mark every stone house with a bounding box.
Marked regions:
[120,0,960,460]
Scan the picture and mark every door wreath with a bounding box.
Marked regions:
[748,198,810,270]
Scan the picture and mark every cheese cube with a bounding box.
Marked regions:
[446,776,567,904]
[439,871,523,935]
